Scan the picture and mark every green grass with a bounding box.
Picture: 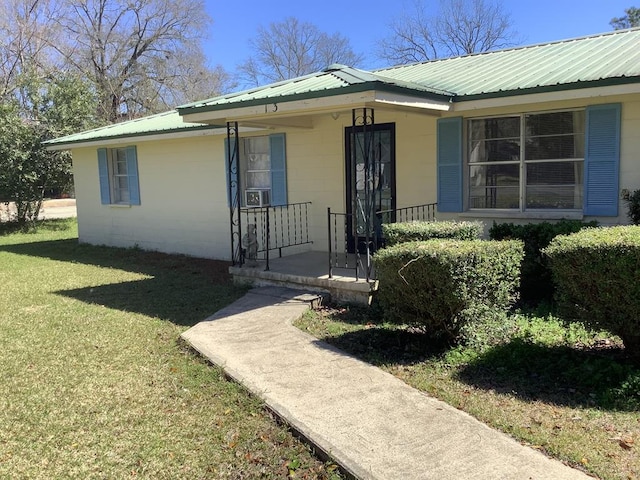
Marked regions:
[295,304,640,480]
[0,219,340,479]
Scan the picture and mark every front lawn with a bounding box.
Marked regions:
[295,305,640,480]
[0,219,339,479]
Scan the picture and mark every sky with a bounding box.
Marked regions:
[201,0,635,76]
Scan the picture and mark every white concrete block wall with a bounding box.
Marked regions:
[72,134,232,260]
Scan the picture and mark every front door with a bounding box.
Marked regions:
[345,123,396,253]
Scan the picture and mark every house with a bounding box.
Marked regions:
[45,29,640,303]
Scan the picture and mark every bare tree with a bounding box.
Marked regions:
[54,0,229,123]
[0,0,63,99]
[379,0,519,65]
[238,17,363,87]
[610,6,640,29]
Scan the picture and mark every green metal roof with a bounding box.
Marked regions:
[177,65,454,114]
[44,110,219,148]
[376,28,640,100]
[178,28,640,116]
[47,29,640,147]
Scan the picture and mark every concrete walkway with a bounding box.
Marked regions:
[181,287,591,480]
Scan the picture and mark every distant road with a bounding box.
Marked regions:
[40,199,77,219]
[0,199,77,221]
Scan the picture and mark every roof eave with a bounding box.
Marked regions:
[177,82,453,117]
[43,124,225,151]
[452,76,640,102]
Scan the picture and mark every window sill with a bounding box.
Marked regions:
[460,210,584,221]
[107,203,133,208]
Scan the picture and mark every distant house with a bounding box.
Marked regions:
[46,29,640,300]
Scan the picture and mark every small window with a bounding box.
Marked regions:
[242,136,271,192]
[98,146,140,205]
[237,134,287,207]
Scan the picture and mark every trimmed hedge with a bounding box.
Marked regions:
[489,220,597,304]
[544,226,640,360]
[374,239,523,342]
[382,220,483,246]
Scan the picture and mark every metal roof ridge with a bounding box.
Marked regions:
[375,27,640,73]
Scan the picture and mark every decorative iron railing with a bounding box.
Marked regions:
[375,202,437,225]
[239,202,312,271]
[327,202,438,282]
[327,208,372,282]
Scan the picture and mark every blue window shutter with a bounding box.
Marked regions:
[224,137,238,207]
[437,117,463,212]
[125,146,141,205]
[97,148,111,205]
[270,133,287,206]
[584,104,621,216]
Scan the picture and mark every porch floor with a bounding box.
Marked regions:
[229,251,377,305]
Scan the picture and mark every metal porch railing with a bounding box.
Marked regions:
[239,202,312,271]
[327,202,437,282]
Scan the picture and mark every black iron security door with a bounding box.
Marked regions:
[345,122,396,253]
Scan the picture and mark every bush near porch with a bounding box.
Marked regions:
[374,239,523,343]
[544,225,640,361]
[382,220,483,246]
[489,220,598,305]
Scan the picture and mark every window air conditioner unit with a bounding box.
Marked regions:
[245,189,271,207]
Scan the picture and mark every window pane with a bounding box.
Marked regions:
[526,111,584,136]
[525,161,583,209]
[470,117,520,141]
[116,176,129,190]
[114,149,128,174]
[526,134,584,160]
[469,117,520,163]
[247,171,270,189]
[247,153,270,170]
[469,139,521,162]
[244,136,269,154]
[469,164,520,209]
[240,135,272,204]
[116,189,130,204]
[525,111,585,160]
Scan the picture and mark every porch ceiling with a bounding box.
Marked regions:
[180,89,451,128]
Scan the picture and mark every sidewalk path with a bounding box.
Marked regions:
[181,287,591,480]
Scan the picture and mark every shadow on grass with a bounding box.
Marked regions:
[313,328,450,367]
[0,238,246,327]
[455,339,640,411]
[307,305,450,366]
[308,306,640,412]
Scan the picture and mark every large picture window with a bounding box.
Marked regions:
[468,110,585,210]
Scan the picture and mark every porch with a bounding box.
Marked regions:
[229,251,374,305]
[229,201,437,304]
[224,106,438,304]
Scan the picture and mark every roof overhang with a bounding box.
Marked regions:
[179,89,452,127]
[452,82,640,112]
[44,125,265,151]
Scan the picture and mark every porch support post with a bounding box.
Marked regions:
[351,107,375,281]
[227,121,242,266]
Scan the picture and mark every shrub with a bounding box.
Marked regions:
[626,189,640,225]
[382,220,483,246]
[544,226,640,360]
[374,239,523,343]
[489,220,597,305]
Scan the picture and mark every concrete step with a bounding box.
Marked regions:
[249,286,329,309]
